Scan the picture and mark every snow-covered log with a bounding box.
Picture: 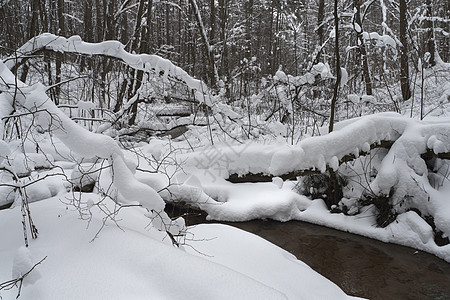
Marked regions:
[188,113,450,236]
[188,113,407,178]
[227,140,396,183]
[189,113,449,180]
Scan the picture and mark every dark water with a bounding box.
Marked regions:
[217,220,450,300]
[166,203,450,299]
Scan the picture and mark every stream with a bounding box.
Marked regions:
[216,220,450,299]
[166,203,450,299]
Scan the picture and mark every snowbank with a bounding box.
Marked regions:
[0,195,359,299]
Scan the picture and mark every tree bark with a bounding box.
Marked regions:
[146,0,154,54]
[55,0,65,104]
[218,0,228,78]
[83,0,93,42]
[329,0,341,133]
[210,0,216,43]
[21,0,41,83]
[165,2,170,47]
[127,0,147,126]
[353,0,373,95]
[95,0,103,42]
[425,0,436,66]
[189,0,218,89]
[399,0,411,101]
[316,0,325,63]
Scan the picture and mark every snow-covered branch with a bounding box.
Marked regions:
[4,34,242,122]
[0,60,166,218]
[3,33,213,105]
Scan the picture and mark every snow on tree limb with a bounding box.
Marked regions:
[4,33,241,121]
[3,33,213,105]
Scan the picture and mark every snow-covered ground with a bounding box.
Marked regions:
[1,115,449,298]
[0,195,360,300]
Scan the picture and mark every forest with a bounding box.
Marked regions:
[0,0,450,299]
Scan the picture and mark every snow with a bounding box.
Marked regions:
[274,69,287,83]
[340,67,348,87]
[201,182,304,222]
[272,176,284,189]
[353,22,361,33]
[7,152,54,176]
[111,152,165,212]
[186,113,408,177]
[0,60,167,222]
[2,34,242,122]
[76,100,95,111]
[187,224,355,300]
[21,84,122,160]
[362,31,396,48]
[12,246,42,286]
[176,112,450,262]
[70,163,101,190]
[0,196,359,300]
[1,31,450,300]
[3,33,212,105]
[0,140,11,157]
[268,121,287,137]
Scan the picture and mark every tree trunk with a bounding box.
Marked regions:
[55,0,65,104]
[30,0,40,38]
[127,0,147,126]
[165,2,170,47]
[353,0,372,95]
[95,0,103,42]
[146,0,153,54]
[39,0,48,32]
[316,0,325,63]
[244,0,253,60]
[399,0,411,101]
[425,0,436,67]
[329,0,341,133]
[57,0,65,36]
[189,0,217,89]
[80,0,93,72]
[104,0,116,40]
[218,0,230,98]
[210,0,216,43]
[83,0,93,42]
[21,0,41,83]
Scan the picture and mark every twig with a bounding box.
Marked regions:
[0,256,47,299]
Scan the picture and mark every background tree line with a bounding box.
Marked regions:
[0,0,448,125]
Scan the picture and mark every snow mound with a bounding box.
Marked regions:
[0,196,359,299]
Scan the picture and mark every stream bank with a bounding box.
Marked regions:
[166,204,450,299]
[218,220,450,300]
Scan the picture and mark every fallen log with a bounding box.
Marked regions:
[226,140,395,183]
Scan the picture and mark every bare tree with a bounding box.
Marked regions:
[353,0,372,95]
[189,0,218,89]
[399,0,411,101]
[329,0,341,133]
[424,0,436,67]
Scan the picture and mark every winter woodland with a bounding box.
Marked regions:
[0,0,449,299]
